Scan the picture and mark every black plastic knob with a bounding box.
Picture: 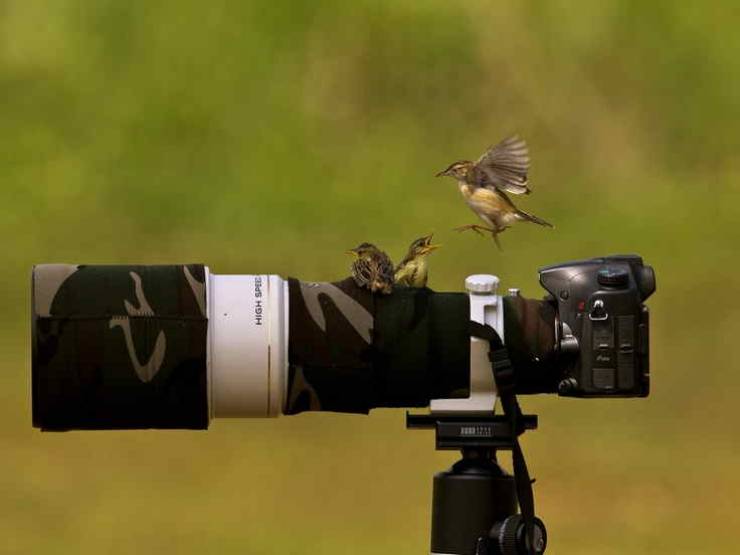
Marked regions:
[500,515,523,554]
[558,377,579,395]
[490,514,547,554]
[597,267,629,288]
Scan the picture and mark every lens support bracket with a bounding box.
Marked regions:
[430,274,503,414]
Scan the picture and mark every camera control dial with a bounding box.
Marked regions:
[597,267,630,288]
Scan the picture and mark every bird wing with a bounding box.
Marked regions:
[352,259,373,288]
[474,135,531,195]
[394,258,416,285]
[377,251,396,283]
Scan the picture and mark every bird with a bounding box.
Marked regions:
[436,135,553,249]
[394,234,441,288]
[346,242,395,294]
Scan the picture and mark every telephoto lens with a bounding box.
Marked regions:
[31,264,488,429]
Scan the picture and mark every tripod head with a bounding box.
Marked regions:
[407,412,546,555]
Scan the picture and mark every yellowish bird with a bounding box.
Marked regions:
[346,243,395,294]
[394,234,441,288]
[436,135,553,249]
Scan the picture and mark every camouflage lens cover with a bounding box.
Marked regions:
[32,264,208,430]
[502,295,558,394]
[285,278,470,415]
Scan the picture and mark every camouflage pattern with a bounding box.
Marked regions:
[32,265,473,424]
[285,277,470,415]
[32,264,208,430]
[286,278,375,414]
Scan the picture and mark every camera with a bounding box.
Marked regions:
[31,255,655,430]
[30,254,655,555]
[540,254,655,398]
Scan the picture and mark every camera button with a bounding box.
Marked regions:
[593,368,616,390]
[618,316,635,349]
[592,319,614,349]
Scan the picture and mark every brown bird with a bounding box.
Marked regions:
[394,234,440,288]
[346,243,395,294]
[436,135,553,249]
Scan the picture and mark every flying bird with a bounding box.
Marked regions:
[347,243,395,294]
[394,234,440,288]
[436,135,553,249]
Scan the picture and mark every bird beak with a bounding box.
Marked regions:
[423,243,441,254]
[345,250,358,258]
[435,169,448,177]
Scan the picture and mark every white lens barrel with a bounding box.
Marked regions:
[207,271,288,417]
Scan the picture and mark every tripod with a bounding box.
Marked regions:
[407,413,547,555]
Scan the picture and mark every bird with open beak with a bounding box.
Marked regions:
[437,135,553,249]
[394,234,441,288]
[346,242,395,294]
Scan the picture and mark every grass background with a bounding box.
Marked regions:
[2,1,739,553]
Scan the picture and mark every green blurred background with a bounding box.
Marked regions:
[2,1,738,553]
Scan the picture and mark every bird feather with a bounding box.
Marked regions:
[474,135,531,195]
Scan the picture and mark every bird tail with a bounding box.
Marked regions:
[516,209,553,228]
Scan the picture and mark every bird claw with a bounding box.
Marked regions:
[454,224,493,236]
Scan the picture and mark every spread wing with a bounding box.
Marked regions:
[474,135,531,195]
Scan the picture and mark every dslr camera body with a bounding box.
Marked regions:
[541,255,655,398]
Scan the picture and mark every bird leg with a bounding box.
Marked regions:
[454,224,494,236]
[455,224,504,250]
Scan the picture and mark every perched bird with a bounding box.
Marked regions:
[394,234,441,288]
[347,242,395,294]
[436,135,553,249]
